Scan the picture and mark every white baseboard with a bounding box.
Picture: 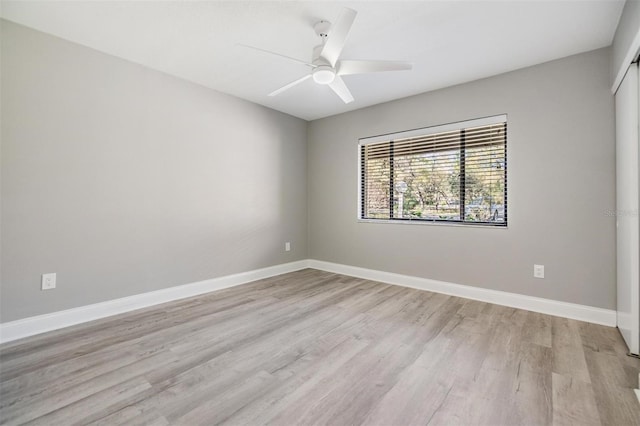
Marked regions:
[0,260,309,344]
[307,260,617,327]
[1,258,617,344]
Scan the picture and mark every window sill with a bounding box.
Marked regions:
[357,218,508,229]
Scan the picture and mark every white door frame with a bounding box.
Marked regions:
[615,60,640,355]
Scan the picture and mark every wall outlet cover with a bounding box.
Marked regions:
[534,264,545,279]
[42,273,56,290]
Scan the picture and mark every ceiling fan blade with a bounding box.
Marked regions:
[268,74,312,97]
[328,76,354,104]
[320,8,357,67]
[238,44,316,68]
[338,60,413,76]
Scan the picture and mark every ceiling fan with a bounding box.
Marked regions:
[241,7,412,104]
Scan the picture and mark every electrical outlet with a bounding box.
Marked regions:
[41,273,56,290]
[285,242,291,252]
[533,264,545,279]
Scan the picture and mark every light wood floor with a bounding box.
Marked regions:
[1,269,639,425]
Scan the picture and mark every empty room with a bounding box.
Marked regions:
[2,0,640,425]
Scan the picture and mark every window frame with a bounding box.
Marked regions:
[357,114,508,228]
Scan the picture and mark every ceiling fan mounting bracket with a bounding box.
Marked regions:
[314,20,331,40]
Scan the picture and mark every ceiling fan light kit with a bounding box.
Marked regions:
[243,7,412,104]
[312,66,336,84]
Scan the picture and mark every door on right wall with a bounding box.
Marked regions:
[616,60,640,355]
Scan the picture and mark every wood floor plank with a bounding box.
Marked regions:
[18,376,152,426]
[583,348,640,425]
[1,269,638,426]
[552,372,601,426]
[552,317,592,383]
[2,351,175,424]
[522,311,553,348]
[221,336,372,426]
[361,328,461,425]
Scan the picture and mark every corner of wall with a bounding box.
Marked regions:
[611,0,640,92]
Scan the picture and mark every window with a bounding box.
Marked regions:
[359,115,507,226]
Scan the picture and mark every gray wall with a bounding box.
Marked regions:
[307,48,616,310]
[612,0,640,88]
[1,21,308,322]
[0,18,618,323]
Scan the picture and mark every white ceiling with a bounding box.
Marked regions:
[1,1,625,121]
